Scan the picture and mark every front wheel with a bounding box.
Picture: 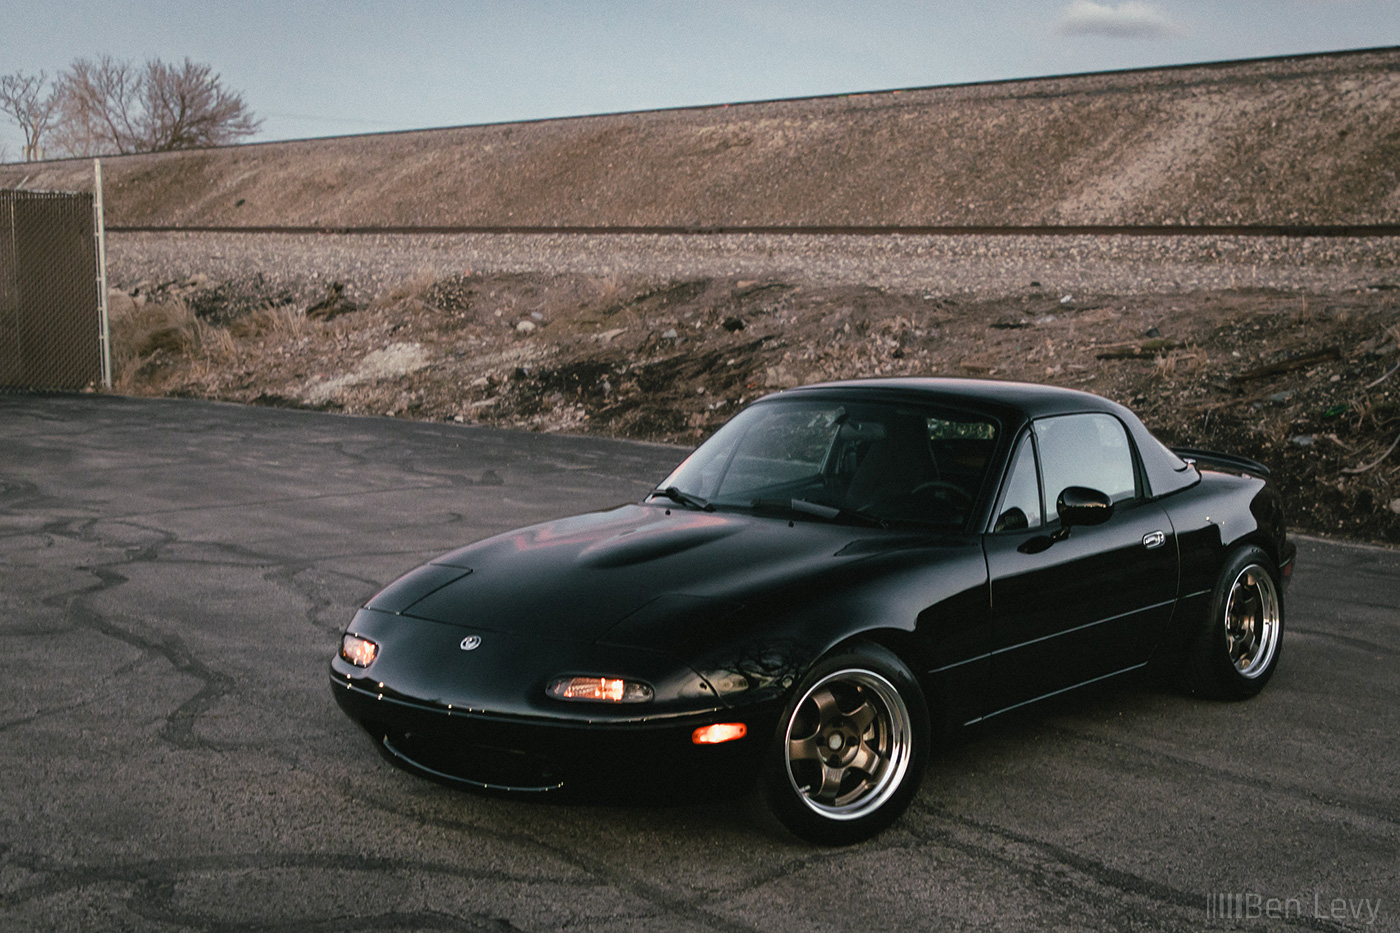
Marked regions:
[1181,545,1284,699]
[762,643,928,845]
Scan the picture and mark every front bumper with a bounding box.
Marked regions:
[331,675,780,799]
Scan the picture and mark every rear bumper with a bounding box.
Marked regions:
[331,675,781,800]
[1279,539,1298,591]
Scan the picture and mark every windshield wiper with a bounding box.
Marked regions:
[649,486,714,511]
[751,497,887,528]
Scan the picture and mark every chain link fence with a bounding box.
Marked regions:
[0,189,107,391]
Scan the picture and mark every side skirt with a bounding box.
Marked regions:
[961,662,1149,727]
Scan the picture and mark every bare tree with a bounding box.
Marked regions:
[51,55,261,156]
[140,58,261,150]
[0,70,58,161]
[50,55,142,156]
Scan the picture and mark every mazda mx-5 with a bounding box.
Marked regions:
[331,378,1294,844]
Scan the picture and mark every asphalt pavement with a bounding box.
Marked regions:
[2,394,1396,933]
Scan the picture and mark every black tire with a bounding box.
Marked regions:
[1181,545,1284,700]
[761,643,929,845]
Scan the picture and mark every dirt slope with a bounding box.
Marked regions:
[3,48,1398,228]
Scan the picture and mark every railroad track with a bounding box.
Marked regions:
[109,223,1400,237]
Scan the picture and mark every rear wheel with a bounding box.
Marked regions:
[762,643,928,845]
[1182,545,1283,699]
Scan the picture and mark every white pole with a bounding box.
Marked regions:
[94,158,111,389]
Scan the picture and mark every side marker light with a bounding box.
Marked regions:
[692,722,748,745]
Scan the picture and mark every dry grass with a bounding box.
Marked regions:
[110,298,199,387]
[110,297,248,389]
[229,304,311,340]
[368,271,439,312]
[1151,349,1200,381]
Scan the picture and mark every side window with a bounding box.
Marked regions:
[1034,413,1137,512]
[993,433,1042,532]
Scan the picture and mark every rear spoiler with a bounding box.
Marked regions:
[1170,447,1272,479]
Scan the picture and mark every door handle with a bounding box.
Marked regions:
[1142,530,1167,549]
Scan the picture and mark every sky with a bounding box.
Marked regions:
[3,0,1399,160]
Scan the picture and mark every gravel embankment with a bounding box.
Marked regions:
[108,231,1400,302]
[8,50,1398,228]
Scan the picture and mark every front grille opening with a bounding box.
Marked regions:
[383,731,565,793]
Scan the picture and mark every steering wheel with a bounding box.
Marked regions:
[909,480,973,508]
[858,480,973,520]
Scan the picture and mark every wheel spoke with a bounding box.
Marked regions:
[848,741,882,777]
[808,686,839,724]
[788,735,822,763]
[817,761,845,800]
[1229,583,1262,666]
[1232,589,1260,626]
[846,697,878,733]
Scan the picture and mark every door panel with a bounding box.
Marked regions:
[983,497,1178,712]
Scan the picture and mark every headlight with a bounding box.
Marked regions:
[340,634,379,668]
[547,676,654,703]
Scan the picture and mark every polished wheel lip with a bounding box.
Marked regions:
[1225,562,1281,679]
[783,667,912,822]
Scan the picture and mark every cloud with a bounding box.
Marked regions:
[1056,1,1188,38]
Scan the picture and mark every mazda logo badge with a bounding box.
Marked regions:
[460,635,482,651]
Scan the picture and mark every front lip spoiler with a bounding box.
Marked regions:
[380,735,565,793]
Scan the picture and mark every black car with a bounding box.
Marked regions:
[331,378,1295,844]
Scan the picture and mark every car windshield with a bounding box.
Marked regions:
[656,398,998,528]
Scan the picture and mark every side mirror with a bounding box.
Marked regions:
[1015,487,1114,554]
[1056,486,1114,529]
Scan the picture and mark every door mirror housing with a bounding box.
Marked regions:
[1015,487,1115,553]
[1056,486,1114,529]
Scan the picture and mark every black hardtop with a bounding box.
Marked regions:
[767,377,1198,499]
[775,377,1124,421]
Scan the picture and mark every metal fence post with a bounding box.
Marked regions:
[94,159,112,389]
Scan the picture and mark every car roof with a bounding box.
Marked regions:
[771,377,1122,420]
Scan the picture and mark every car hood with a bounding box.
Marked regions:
[366,503,906,645]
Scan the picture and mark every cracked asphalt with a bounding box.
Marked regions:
[2,394,1396,933]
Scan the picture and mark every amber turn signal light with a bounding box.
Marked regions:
[692,722,748,745]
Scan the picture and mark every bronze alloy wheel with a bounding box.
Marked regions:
[784,668,913,820]
[1225,562,1282,678]
[764,643,929,844]
[1182,545,1285,700]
